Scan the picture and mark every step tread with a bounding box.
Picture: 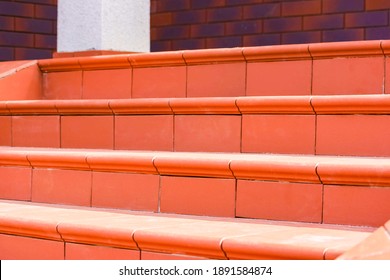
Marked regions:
[1,146,390,186]
[0,200,372,260]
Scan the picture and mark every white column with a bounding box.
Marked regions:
[57,0,150,53]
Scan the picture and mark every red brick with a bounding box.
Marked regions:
[322,28,365,42]
[366,0,390,10]
[172,38,206,50]
[174,115,241,152]
[191,23,225,37]
[324,185,390,227]
[32,168,92,206]
[34,4,57,19]
[303,14,344,30]
[157,0,191,12]
[323,0,364,13]
[366,27,390,40]
[92,172,160,212]
[243,3,280,19]
[15,17,53,34]
[206,36,242,48]
[225,20,262,35]
[155,25,190,40]
[172,10,206,24]
[243,33,280,46]
[160,176,236,217]
[151,12,172,26]
[282,31,321,44]
[236,180,323,223]
[207,6,242,22]
[0,47,14,61]
[0,16,14,31]
[15,48,52,60]
[35,34,56,48]
[264,17,302,33]
[0,31,34,47]
[151,40,172,52]
[191,0,225,9]
[0,2,34,17]
[346,11,388,28]
[282,0,321,16]
[0,234,64,260]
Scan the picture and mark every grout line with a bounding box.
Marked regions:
[314,163,324,224]
[380,41,386,94]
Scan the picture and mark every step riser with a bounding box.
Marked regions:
[1,162,390,227]
[1,113,390,157]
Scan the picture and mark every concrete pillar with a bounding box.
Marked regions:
[57,0,150,53]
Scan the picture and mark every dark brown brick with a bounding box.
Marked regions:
[15,18,53,34]
[157,0,191,12]
[243,3,280,19]
[155,25,190,40]
[366,0,390,10]
[206,36,242,48]
[0,2,34,17]
[0,31,34,47]
[172,10,206,24]
[191,0,225,9]
[345,11,388,28]
[15,0,57,4]
[282,31,321,44]
[282,0,321,16]
[0,16,14,31]
[225,20,262,35]
[151,40,172,52]
[191,23,225,38]
[151,13,172,27]
[323,0,364,13]
[0,47,14,61]
[172,38,206,50]
[34,4,57,19]
[207,6,242,22]
[322,28,364,42]
[243,33,280,46]
[366,27,390,40]
[35,34,56,49]
[264,17,302,33]
[303,14,344,30]
[226,0,263,5]
[15,47,52,60]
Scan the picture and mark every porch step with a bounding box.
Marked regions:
[0,200,372,260]
[1,147,390,227]
[1,94,390,156]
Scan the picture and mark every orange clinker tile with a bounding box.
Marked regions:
[309,40,384,58]
[0,149,31,167]
[230,156,320,183]
[337,227,390,260]
[55,99,112,115]
[183,48,245,64]
[26,151,89,170]
[169,97,239,114]
[109,98,172,114]
[311,94,390,114]
[38,57,81,72]
[78,55,131,70]
[6,100,57,115]
[243,43,311,62]
[65,243,139,260]
[129,51,185,67]
[0,102,10,115]
[237,96,313,114]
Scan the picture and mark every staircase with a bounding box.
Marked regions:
[1,40,390,260]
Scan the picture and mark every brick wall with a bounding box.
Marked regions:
[2,0,390,61]
[151,0,390,51]
[0,0,57,61]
